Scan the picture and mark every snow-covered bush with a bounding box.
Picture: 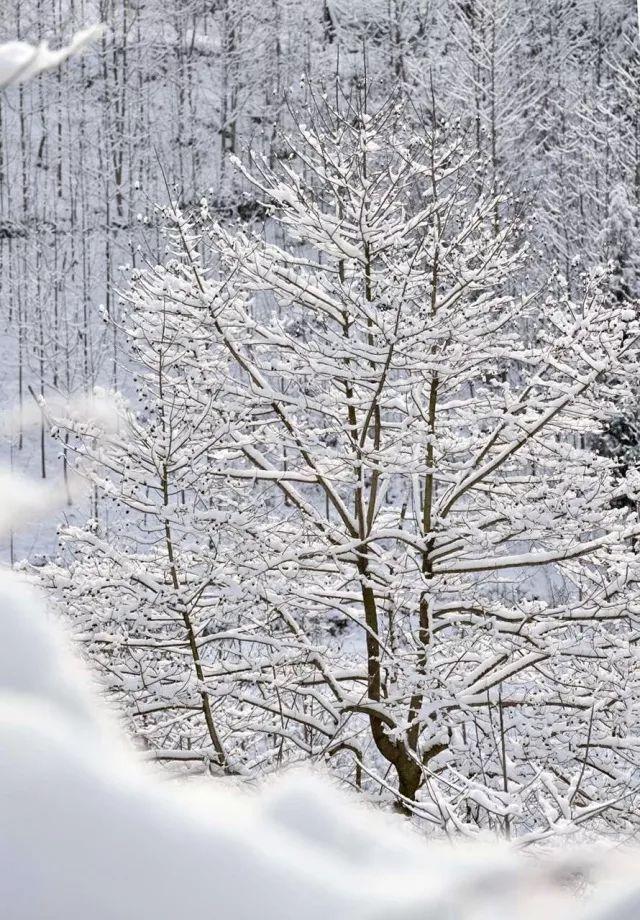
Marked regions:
[46,95,640,839]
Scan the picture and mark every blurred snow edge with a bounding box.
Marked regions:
[1,571,640,919]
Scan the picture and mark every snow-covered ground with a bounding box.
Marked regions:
[4,566,640,919]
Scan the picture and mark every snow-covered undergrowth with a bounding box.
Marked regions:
[2,566,640,919]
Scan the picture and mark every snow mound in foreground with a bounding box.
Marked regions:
[0,571,638,920]
[0,26,102,89]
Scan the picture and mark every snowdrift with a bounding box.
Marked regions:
[1,572,640,920]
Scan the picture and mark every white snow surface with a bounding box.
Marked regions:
[0,25,102,89]
[1,570,640,919]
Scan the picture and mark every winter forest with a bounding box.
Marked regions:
[5,2,640,917]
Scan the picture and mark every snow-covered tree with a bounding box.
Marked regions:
[48,95,640,838]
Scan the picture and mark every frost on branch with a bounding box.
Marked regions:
[46,94,640,839]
